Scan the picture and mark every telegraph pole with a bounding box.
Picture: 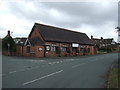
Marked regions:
[115,27,120,67]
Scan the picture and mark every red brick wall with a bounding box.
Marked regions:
[29,28,45,43]
[22,46,36,57]
[17,44,95,57]
[2,50,16,56]
[45,42,59,57]
[16,46,23,56]
[34,46,44,57]
[21,46,44,57]
[44,42,69,57]
[44,42,95,57]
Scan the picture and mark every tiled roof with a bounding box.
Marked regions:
[14,38,27,45]
[91,38,113,44]
[29,23,94,45]
[29,37,45,46]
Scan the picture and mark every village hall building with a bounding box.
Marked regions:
[16,23,96,57]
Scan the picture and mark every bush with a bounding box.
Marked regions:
[2,36,16,52]
[98,47,112,53]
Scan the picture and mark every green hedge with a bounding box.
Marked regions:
[2,36,16,52]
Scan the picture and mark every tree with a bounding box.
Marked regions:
[2,36,16,52]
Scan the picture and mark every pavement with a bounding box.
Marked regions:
[2,53,118,88]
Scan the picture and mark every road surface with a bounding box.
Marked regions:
[2,53,118,88]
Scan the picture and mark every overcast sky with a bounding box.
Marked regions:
[0,1,119,42]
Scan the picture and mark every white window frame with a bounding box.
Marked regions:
[24,38,31,46]
[46,45,50,51]
[51,46,56,52]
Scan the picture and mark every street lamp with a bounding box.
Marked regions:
[7,43,10,56]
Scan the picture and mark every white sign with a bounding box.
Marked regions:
[38,48,42,51]
[72,43,79,47]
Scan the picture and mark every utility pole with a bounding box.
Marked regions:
[115,26,120,44]
[115,27,120,67]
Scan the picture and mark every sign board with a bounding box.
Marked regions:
[72,43,79,47]
[38,48,42,51]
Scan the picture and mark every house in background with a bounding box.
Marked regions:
[91,35,114,48]
[91,35,119,52]
[16,23,96,57]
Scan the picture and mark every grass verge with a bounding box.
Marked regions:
[107,68,119,88]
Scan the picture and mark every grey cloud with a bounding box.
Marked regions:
[7,2,118,28]
[3,1,118,41]
[42,2,118,25]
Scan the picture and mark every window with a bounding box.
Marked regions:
[46,45,50,51]
[88,48,90,53]
[61,47,67,52]
[80,48,84,52]
[26,47,30,53]
[51,46,56,51]
[72,47,78,52]
[20,41,23,44]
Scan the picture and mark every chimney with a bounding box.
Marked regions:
[91,35,93,39]
[8,30,10,36]
[101,37,103,39]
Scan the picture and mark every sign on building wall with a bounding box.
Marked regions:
[38,48,42,51]
[72,43,79,47]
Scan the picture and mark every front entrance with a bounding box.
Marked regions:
[72,47,78,53]
[72,47,79,56]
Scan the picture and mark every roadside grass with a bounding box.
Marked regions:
[107,68,119,88]
[97,50,107,54]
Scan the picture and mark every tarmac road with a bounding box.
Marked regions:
[2,53,118,88]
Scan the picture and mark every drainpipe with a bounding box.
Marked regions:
[22,45,23,56]
[44,45,46,57]
[59,43,61,57]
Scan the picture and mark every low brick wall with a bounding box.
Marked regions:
[2,50,16,56]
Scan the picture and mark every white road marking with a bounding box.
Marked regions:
[7,65,43,75]
[56,61,59,64]
[48,62,52,64]
[40,60,46,62]
[72,63,85,68]
[9,71,17,74]
[22,70,63,86]
[60,61,62,63]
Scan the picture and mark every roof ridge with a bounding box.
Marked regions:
[35,22,85,34]
[15,37,27,38]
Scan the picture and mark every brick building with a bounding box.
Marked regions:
[16,23,96,57]
[90,35,120,53]
[91,35,114,48]
[15,37,27,56]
